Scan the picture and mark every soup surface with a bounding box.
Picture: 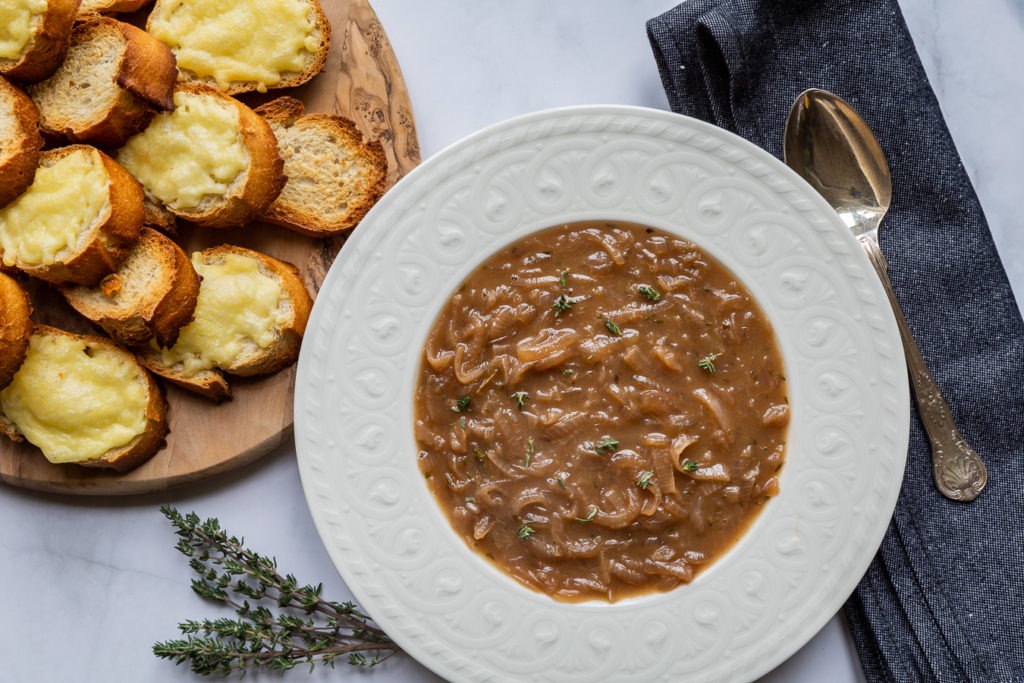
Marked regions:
[414,222,789,602]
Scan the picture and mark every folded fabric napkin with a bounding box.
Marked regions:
[647,1,1024,681]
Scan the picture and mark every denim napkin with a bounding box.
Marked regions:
[647,1,1024,681]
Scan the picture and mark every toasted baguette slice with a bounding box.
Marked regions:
[0,272,33,388]
[61,227,199,347]
[146,0,329,95]
[0,75,43,208]
[0,0,79,83]
[136,245,312,401]
[77,0,152,17]
[0,324,168,471]
[255,97,387,236]
[116,85,285,229]
[0,145,143,285]
[27,18,176,147]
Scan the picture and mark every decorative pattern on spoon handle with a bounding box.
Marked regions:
[859,236,988,502]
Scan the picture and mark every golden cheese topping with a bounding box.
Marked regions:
[0,332,149,463]
[117,90,249,211]
[0,148,109,268]
[0,0,47,61]
[154,252,289,376]
[148,0,320,92]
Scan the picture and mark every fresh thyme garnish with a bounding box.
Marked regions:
[575,506,598,523]
[638,285,661,302]
[517,521,536,539]
[525,437,535,467]
[510,391,530,410]
[559,268,570,287]
[697,353,720,373]
[636,470,655,489]
[562,368,575,376]
[553,294,575,316]
[604,318,622,336]
[554,476,567,489]
[681,460,700,473]
[594,437,619,453]
[452,395,472,412]
[153,507,398,676]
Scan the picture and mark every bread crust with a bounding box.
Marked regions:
[0,272,33,388]
[0,325,168,472]
[135,245,312,400]
[77,0,153,18]
[162,85,285,229]
[60,227,200,347]
[0,76,43,208]
[0,0,81,83]
[5,145,144,286]
[256,97,388,236]
[147,0,330,96]
[27,18,177,147]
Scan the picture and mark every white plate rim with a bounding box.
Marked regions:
[295,104,910,682]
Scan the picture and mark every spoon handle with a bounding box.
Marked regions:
[859,236,988,502]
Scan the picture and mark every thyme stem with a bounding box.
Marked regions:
[154,506,398,676]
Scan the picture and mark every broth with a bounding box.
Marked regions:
[414,221,788,602]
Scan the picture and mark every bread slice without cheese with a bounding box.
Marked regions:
[27,18,177,148]
[0,324,168,471]
[0,145,144,285]
[60,227,200,347]
[0,272,33,388]
[0,75,43,208]
[135,245,313,401]
[0,0,80,83]
[116,85,285,229]
[146,0,330,95]
[255,97,388,236]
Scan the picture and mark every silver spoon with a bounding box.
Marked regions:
[783,88,988,502]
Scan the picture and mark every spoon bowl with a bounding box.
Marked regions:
[783,88,988,502]
[783,89,892,240]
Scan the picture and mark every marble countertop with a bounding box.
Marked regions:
[1,1,1020,681]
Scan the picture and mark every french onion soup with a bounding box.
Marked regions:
[414,221,789,602]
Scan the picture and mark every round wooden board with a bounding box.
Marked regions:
[0,0,420,495]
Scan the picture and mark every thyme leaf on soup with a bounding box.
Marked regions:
[604,318,622,336]
[511,391,530,410]
[554,476,567,489]
[575,506,598,523]
[594,437,619,453]
[636,470,655,489]
[559,268,570,287]
[525,437,535,467]
[517,521,536,540]
[681,459,700,473]
[553,294,575,316]
[698,352,720,373]
[638,284,661,302]
[452,395,472,413]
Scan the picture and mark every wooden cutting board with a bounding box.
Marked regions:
[0,0,420,495]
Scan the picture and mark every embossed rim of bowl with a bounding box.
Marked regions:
[294,104,910,683]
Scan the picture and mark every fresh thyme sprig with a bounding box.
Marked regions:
[153,506,399,676]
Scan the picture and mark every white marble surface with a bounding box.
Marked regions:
[1,1,1020,681]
